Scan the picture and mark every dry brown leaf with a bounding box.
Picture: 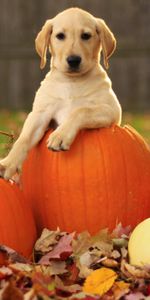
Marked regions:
[34,228,61,253]
[24,289,37,300]
[101,258,119,268]
[77,261,92,278]
[121,247,128,259]
[0,266,12,279]
[91,229,113,256]
[10,263,33,273]
[121,260,150,279]
[72,231,91,257]
[83,267,117,296]
[49,261,67,275]
[79,252,93,267]
[55,276,81,293]
[111,250,121,259]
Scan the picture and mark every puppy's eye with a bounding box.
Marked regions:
[81,33,91,40]
[56,33,65,40]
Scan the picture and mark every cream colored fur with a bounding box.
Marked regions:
[0,7,121,180]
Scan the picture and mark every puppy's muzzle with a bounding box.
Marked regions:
[67,55,81,70]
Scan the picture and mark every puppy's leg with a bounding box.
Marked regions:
[0,111,51,179]
[47,104,120,151]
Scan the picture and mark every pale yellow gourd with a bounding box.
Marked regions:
[128,218,150,266]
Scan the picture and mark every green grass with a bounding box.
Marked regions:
[0,110,27,157]
[0,110,149,157]
[122,112,150,143]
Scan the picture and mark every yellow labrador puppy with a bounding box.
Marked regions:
[0,7,121,179]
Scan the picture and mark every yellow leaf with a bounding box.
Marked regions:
[115,281,130,290]
[113,281,130,299]
[83,267,117,296]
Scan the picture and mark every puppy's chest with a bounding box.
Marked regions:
[54,96,74,124]
[46,76,103,124]
[53,84,84,124]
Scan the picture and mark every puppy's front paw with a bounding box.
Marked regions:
[47,129,74,151]
[0,158,19,180]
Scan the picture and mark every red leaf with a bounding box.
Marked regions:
[39,232,75,264]
[147,284,150,295]
[0,251,8,267]
[32,272,55,297]
[111,223,131,238]
[67,263,79,283]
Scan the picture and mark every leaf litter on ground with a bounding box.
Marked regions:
[0,223,150,299]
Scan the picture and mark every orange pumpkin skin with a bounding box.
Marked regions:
[0,179,37,257]
[22,125,150,235]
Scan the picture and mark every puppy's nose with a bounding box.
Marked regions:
[67,55,81,69]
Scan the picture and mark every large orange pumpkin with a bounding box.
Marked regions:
[0,179,37,257]
[22,125,150,235]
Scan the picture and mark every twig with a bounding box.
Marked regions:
[0,130,14,139]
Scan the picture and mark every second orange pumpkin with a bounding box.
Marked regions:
[0,179,37,257]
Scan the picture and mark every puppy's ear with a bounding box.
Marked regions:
[35,20,53,69]
[96,19,116,69]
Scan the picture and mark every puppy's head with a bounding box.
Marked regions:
[35,8,116,75]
